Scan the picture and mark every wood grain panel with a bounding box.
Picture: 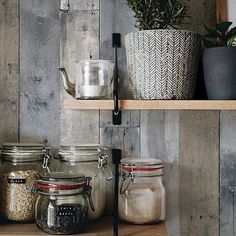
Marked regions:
[99,0,139,128]
[64,99,236,110]
[217,0,227,22]
[220,111,236,236]
[60,0,99,11]
[0,217,167,235]
[100,0,136,99]
[100,126,140,214]
[0,70,19,144]
[0,0,19,145]
[180,111,219,236]
[220,111,236,187]
[0,0,19,70]
[100,110,140,127]
[140,110,180,236]
[19,0,60,147]
[220,187,234,236]
[60,9,100,145]
[184,0,216,33]
[100,127,140,159]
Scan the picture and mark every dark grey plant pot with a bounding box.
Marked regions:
[203,47,236,99]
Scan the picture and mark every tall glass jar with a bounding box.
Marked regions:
[55,145,112,220]
[31,172,94,234]
[0,143,50,222]
[119,158,166,224]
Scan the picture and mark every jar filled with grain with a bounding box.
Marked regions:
[55,145,112,220]
[119,158,166,224]
[0,143,50,222]
[31,172,94,234]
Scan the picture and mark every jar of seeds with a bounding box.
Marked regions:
[55,145,112,220]
[0,143,50,222]
[119,158,166,224]
[31,172,94,234]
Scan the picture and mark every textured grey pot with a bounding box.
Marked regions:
[125,30,201,99]
[203,47,236,99]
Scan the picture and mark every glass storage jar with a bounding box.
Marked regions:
[119,158,166,224]
[55,145,112,220]
[0,143,50,222]
[31,172,94,235]
[76,60,114,99]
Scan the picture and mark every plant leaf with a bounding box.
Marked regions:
[216,21,232,35]
[227,26,236,41]
[203,22,218,36]
[202,37,217,47]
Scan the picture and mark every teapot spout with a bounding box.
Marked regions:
[58,67,75,97]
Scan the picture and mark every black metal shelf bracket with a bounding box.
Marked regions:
[112,148,122,236]
[112,33,121,125]
[112,33,122,236]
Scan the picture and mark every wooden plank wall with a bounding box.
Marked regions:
[99,1,218,236]
[179,111,219,236]
[140,110,180,236]
[100,0,139,159]
[60,0,100,145]
[0,0,19,144]
[19,0,60,147]
[1,1,232,236]
[220,111,236,236]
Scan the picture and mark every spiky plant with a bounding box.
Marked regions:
[202,21,236,47]
[127,0,189,30]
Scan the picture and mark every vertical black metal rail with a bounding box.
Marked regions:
[112,33,121,125]
[112,149,122,236]
[112,33,122,236]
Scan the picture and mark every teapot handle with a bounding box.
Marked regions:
[58,67,75,97]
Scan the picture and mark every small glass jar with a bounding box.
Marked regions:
[76,60,114,99]
[119,158,166,224]
[31,172,94,235]
[55,145,112,220]
[0,143,50,222]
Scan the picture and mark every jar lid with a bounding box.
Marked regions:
[57,145,105,162]
[1,143,47,162]
[33,172,90,195]
[120,158,163,175]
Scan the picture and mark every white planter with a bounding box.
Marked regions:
[125,30,201,99]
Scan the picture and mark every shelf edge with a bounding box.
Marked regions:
[64,100,236,110]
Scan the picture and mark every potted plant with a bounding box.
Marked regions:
[202,21,236,99]
[125,0,201,99]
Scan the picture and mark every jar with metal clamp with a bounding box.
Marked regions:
[55,145,112,220]
[119,158,166,224]
[0,143,51,222]
[31,172,94,234]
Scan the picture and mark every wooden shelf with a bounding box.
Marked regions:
[0,217,167,236]
[64,99,236,110]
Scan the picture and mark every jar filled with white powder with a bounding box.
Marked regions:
[119,158,166,224]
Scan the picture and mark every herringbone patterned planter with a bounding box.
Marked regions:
[125,30,201,99]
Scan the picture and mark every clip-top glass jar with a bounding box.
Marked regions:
[31,172,94,235]
[55,145,112,220]
[0,143,50,222]
[119,158,166,224]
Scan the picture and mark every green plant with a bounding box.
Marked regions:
[202,21,236,47]
[127,0,189,30]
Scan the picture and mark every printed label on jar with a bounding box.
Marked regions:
[8,178,26,184]
[57,204,84,224]
[58,205,77,217]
